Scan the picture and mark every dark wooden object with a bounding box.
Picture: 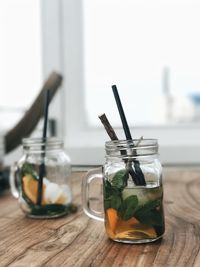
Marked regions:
[98,113,118,140]
[1,168,200,266]
[5,71,63,154]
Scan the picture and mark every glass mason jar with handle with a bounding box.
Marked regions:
[10,137,72,218]
[82,139,165,244]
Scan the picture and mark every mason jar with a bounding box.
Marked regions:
[82,138,165,244]
[10,137,72,218]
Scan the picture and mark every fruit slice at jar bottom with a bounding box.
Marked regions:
[106,210,157,240]
[22,175,46,204]
[115,219,157,239]
[114,229,156,240]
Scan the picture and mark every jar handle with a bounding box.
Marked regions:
[9,163,19,198]
[82,167,104,221]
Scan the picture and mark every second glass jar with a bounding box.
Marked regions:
[10,137,72,218]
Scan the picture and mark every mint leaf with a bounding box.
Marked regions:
[104,199,111,210]
[135,199,161,217]
[111,195,122,210]
[112,169,129,190]
[104,194,122,211]
[21,163,33,176]
[103,180,113,199]
[20,162,38,180]
[120,195,138,220]
[150,210,164,226]
[134,198,163,226]
[103,179,122,211]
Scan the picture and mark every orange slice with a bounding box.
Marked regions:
[22,175,46,205]
[106,208,118,234]
[116,217,139,233]
[115,227,157,239]
[115,216,157,239]
[116,222,157,239]
[56,195,66,204]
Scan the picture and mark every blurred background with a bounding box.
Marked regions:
[1,0,200,166]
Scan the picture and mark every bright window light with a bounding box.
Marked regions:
[83,0,200,127]
[0,0,42,131]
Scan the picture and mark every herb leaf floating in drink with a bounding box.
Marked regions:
[112,169,129,189]
[120,195,138,220]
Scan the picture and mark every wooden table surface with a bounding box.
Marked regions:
[1,167,200,267]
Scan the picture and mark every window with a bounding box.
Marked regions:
[0,0,42,131]
[54,0,200,165]
[6,1,199,165]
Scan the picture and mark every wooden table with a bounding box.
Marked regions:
[1,168,200,267]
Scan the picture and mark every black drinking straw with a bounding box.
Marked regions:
[112,85,132,140]
[111,85,146,186]
[36,89,50,205]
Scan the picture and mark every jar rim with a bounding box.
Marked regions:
[106,138,158,147]
[22,137,63,150]
[105,138,158,158]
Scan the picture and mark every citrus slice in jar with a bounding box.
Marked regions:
[115,226,157,239]
[106,208,118,234]
[22,175,46,205]
[115,217,157,239]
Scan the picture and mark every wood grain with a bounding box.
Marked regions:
[0,168,200,267]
